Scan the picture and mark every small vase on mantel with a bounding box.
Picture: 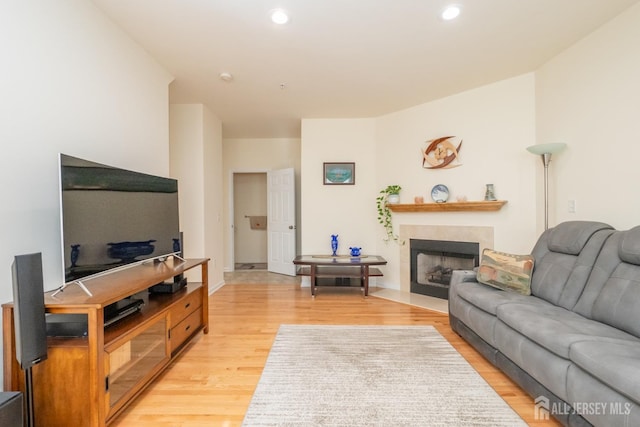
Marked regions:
[484,184,497,201]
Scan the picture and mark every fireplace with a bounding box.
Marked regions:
[410,239,479,299]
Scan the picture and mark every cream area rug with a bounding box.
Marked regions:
[242,325,526,426]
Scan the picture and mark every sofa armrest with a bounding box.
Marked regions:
[450,269,478,287]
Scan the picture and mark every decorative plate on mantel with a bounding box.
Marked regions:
[431,184,449,203]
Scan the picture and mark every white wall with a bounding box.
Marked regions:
[170,105,206,255]
[374,75,537,288]
[300,76,537,290]
[536,2,640,231]
[170,104,224,288]
[202,105,225,288]
[301,119,379,256]
[0,0,172,386]
[222,138,301,271]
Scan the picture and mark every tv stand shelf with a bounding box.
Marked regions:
[2,257,209,427]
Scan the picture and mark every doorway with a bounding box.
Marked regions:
[233,172,268,270]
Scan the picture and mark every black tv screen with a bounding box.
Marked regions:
[59,154,180,284]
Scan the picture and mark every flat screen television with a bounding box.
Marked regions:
[59,154,180,285]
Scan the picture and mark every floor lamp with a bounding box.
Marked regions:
[526,143,567,230]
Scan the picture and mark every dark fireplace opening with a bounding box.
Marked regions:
[410,239,479,299]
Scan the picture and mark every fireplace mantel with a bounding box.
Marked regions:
[389,200,507,213]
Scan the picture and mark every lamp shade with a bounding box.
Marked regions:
[526,143,567,155]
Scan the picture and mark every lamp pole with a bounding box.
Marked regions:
[526,143,567,231]
[541,152,552,230]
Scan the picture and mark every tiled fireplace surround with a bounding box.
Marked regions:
[399,224,494,294]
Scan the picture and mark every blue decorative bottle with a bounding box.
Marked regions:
[331,234,339,256]
[70,244,80,267]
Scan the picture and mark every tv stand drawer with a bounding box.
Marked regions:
[169,289,202,326]
[171,307,203,353]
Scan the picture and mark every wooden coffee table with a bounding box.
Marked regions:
[293,255,387,296]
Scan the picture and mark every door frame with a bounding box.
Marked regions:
[228,169,269,271]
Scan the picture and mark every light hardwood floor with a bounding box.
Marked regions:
[111,274,561,426]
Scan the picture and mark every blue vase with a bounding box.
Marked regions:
[70,244,80,267]
[331,234,338,256]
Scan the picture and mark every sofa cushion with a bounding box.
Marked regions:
[573,231,623,319]
[476,249,534,295]
[591,260,640,337]
[456,281,548,316]
[570,340,640,404]
[574,228,640,337]
[567,364,640,427]
[449,292,502,347]
[547,221,611,255]
[530,221,613,310]
[496,303,638,359]
[494,320,573,401]
[619,226,640,265]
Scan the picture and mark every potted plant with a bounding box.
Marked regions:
[376,185,402,242]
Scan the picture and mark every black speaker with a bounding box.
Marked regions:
[0,392,23,427]
[11,252,48,369]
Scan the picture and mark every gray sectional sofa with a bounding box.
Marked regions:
[449,221,640,427]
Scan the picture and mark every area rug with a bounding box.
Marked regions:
[243,325,527,426]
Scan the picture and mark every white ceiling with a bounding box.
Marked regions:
[91,0,638,139]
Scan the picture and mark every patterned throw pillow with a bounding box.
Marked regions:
[476,249,534,295]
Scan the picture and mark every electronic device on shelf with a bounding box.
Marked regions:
[149,275,188,294]
[46,314,88,338]
[103,298,144,327]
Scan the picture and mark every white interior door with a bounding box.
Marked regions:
[267,168,296,276]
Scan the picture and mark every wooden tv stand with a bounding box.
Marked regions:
[2,257,209,427]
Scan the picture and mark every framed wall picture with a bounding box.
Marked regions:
[323,162,355,185]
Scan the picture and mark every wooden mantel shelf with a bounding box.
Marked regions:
[388,200,507,212]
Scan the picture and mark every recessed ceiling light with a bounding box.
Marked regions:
[219,72,233,82]
[270,9,289,25]
[441,5,461,21]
